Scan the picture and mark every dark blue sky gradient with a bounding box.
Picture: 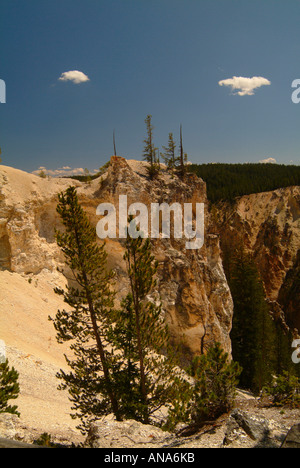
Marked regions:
[1,0,300,173]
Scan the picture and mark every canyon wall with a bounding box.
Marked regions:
[213,186,300,334]
[0,157,233,362]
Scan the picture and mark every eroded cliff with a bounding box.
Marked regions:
[212,186,300,334]
[0,157,233,364]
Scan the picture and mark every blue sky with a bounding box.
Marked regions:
[1,0,300,175]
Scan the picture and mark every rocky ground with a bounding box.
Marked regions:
[0,342,299,448]
[1,396,299,448]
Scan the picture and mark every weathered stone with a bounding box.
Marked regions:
[0,437,42,448]
[0,413,20,440]
[229,409,270,441]
[85,416,173,448]
[281,424,300,448]
[223,409,289,448]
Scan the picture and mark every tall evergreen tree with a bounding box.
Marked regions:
[49,186,122,432]
[113,129,117,156]
[143,114,159,179]
[116,222,188,425]
[162,132,177,177]
[228,248,289,393]
[176,124,187,179]
[107,293,142,420]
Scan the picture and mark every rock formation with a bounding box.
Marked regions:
[0,157,233,362]
[1,404,299,448]
[212,186,300,335]
[281,423,300,448]
[85,415,173,448]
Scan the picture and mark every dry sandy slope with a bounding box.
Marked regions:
[0,269,84,443]
[0,164,82,206]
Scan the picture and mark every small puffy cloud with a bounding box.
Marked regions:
[259,157,277,164]
[58,70,90,84]
[218,76,271,96]
[32,166,85,177]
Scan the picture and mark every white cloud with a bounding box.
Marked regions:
[259,157,277,164]
[58,70,90,84]
[32,166,85,177]
[218,76,271,96]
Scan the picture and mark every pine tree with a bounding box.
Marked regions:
[117,222,188,425]
[49,186,122,432]
[176,124,187,179]
[113,129,117,156]
[162,132,177,177]
[228,249,279,393]
[106,293,143,421]
[143,115,160,179]
[0,359,20,416]
[84,168,92,184]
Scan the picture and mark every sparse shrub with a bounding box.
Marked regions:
[187,343,242,425]
[262,371,300,408]
[34,432,54,447]
[38,170,47,179]
[98,161,110,176]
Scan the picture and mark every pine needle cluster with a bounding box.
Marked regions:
[0,359,20,416]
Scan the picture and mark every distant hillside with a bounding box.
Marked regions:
[188,163,300,203]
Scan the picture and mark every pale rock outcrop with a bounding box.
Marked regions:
[0,166,81,274]
[0,158,234,360]
[213,186,300,333]
[85,416,173,448]
[238,188,300,301]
